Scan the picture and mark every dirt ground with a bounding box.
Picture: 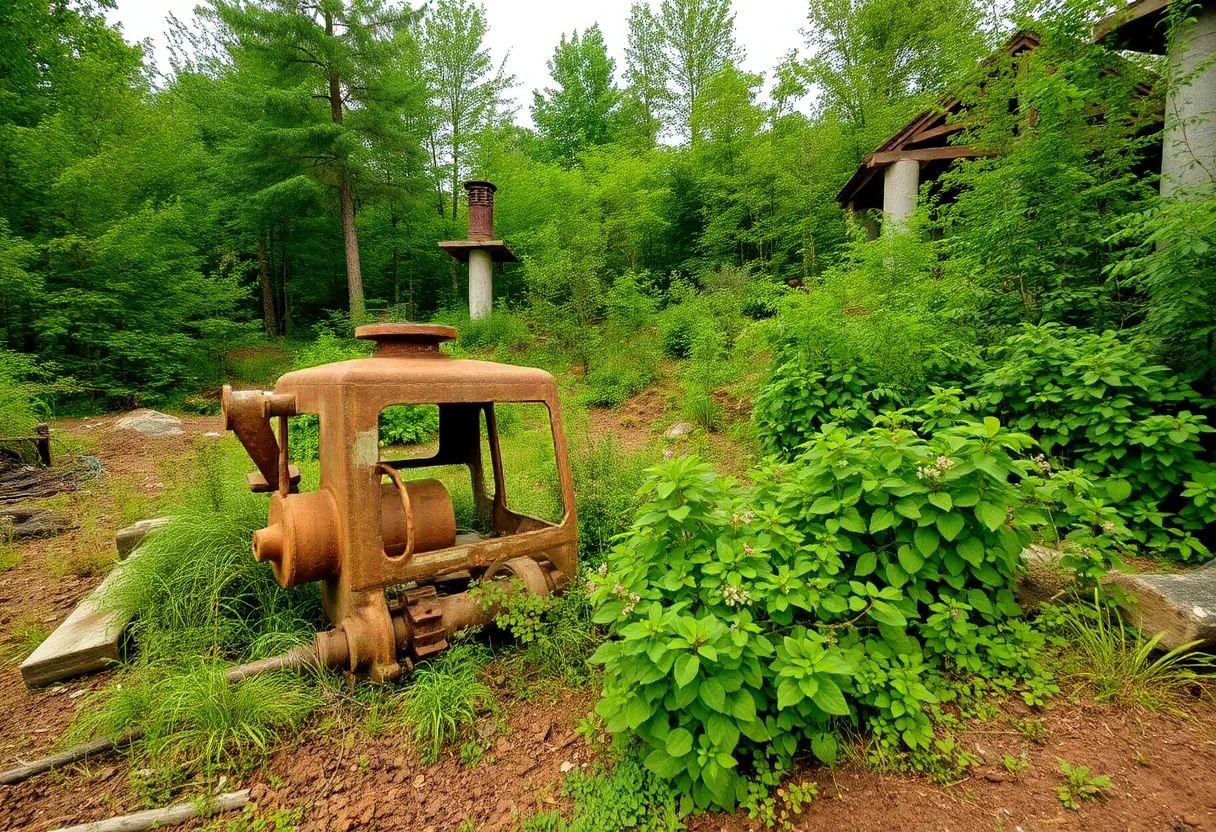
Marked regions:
[2,415,1216,831]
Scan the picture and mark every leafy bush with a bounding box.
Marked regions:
[380,404,440,446]
[0,349,49,437]
[588,409,1054,810]
[582,337,660,407]
[975,323,1214,559]
[434,307,532,353]
[567,436,650,558]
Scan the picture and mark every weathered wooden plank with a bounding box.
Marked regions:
[47,789,249,832]
[20,564,132,688]
[113,517,169,559]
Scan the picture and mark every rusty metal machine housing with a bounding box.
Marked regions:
[222,323,576,681]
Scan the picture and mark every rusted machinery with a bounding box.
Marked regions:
[222,323,576,681]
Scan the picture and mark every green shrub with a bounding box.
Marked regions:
[379,404,440,446]
[567,436,650,558]
[588,408,1053,810]
[433,307,532,353]
[975,323,1214,559]
[0,349,65,436]
[582,337,660,407]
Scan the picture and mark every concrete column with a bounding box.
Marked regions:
[1162,5,1216,198]
[883,158,920,229]
[468,248,493,320]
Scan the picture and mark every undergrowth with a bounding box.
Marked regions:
[398,641,496,764]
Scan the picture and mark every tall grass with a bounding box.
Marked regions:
[1056,593,1213,710]
[70,663,319,776]
[101,440,321,664]
[398,642,496,763]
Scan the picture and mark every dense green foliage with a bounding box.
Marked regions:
[589,407,1066,810]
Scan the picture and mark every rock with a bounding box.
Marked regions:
[664,421,694,439]
[0,506,74,539]
[1016,545,1074,610]
[560,761,575,773]
[115,409,182,436]
[114,517,170,558]
[1105,569,1216,650]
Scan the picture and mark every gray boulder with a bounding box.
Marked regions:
[0,505,75,539]
[115,409,182,436]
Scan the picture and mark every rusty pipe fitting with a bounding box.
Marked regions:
[222,386,299,492]
[255,490,341,587]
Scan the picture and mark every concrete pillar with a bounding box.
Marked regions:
[883,158,920,229]
[468,248,493,320]
[1162,5,1216,198]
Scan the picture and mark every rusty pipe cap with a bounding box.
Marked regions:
[354,323,458,357]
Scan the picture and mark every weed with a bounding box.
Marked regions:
[2,619,49,664]
[0,544,20,571]
[71,663,319,783]
[398,642,495,764]
[100,442,321,663]
[1055,759,1111,809]
[1010,715,1048,744]
[459,738,485,768]
[1056,593,1213,710]
[1001,753,1028,774]
[357,754,369,774]
[211,803,303,831]
[551,747,683,832]
[741,754,817,829]
[564,436,648,558]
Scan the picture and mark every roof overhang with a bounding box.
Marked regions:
[437,240,518,263]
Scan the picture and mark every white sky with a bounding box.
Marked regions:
[105,0,811,125]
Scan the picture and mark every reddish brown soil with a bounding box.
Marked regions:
[3,413,1216,831]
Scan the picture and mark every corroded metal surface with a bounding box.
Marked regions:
[224,323,577,680]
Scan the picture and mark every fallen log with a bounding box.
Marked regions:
[0,729,143,786]
[46,789,250,832]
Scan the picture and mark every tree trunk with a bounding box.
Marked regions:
[256,235,277,335]
[339,173,365,318]
[280,242,291,335]
[327,11,364,319]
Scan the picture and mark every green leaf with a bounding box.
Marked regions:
[870,508,895,533]
[975,501,1006,532]
[811,677,850,716]
[645,747,685,778]
[809,495,840,514]
[897,545,925,573]
[811,733,838,765]
[669,505,691,522]
[936,510,965,541]
[984,416,1000,437]
[592,601,624,624]
[957,536,985,567]
[1105,478,1133,502]
[700,677,728,712]
[731,690,757,723]
[674,653,700,688]
[928,492,953,511]
[854,550,877,577]
[625,695,652,729]
[869,600,906,628]
[666,727,694,758]
[777,679,802,709]
[914,527,940,557]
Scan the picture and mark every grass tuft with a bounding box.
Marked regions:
[398,642,496,764]
[1056,593,1213,710]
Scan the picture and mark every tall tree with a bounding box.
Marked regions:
[531,25,621,164]
[805,0,993,161]
[624,2,669,145]
[659,0,741,141]
[210,0,414,318]
[420,0,513,223]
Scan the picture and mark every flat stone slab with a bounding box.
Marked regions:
[20,564,131,687]
[114,516,169,559]
[1105,568,1216,651]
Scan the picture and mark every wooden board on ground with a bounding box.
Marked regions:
[20,563,131,688]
